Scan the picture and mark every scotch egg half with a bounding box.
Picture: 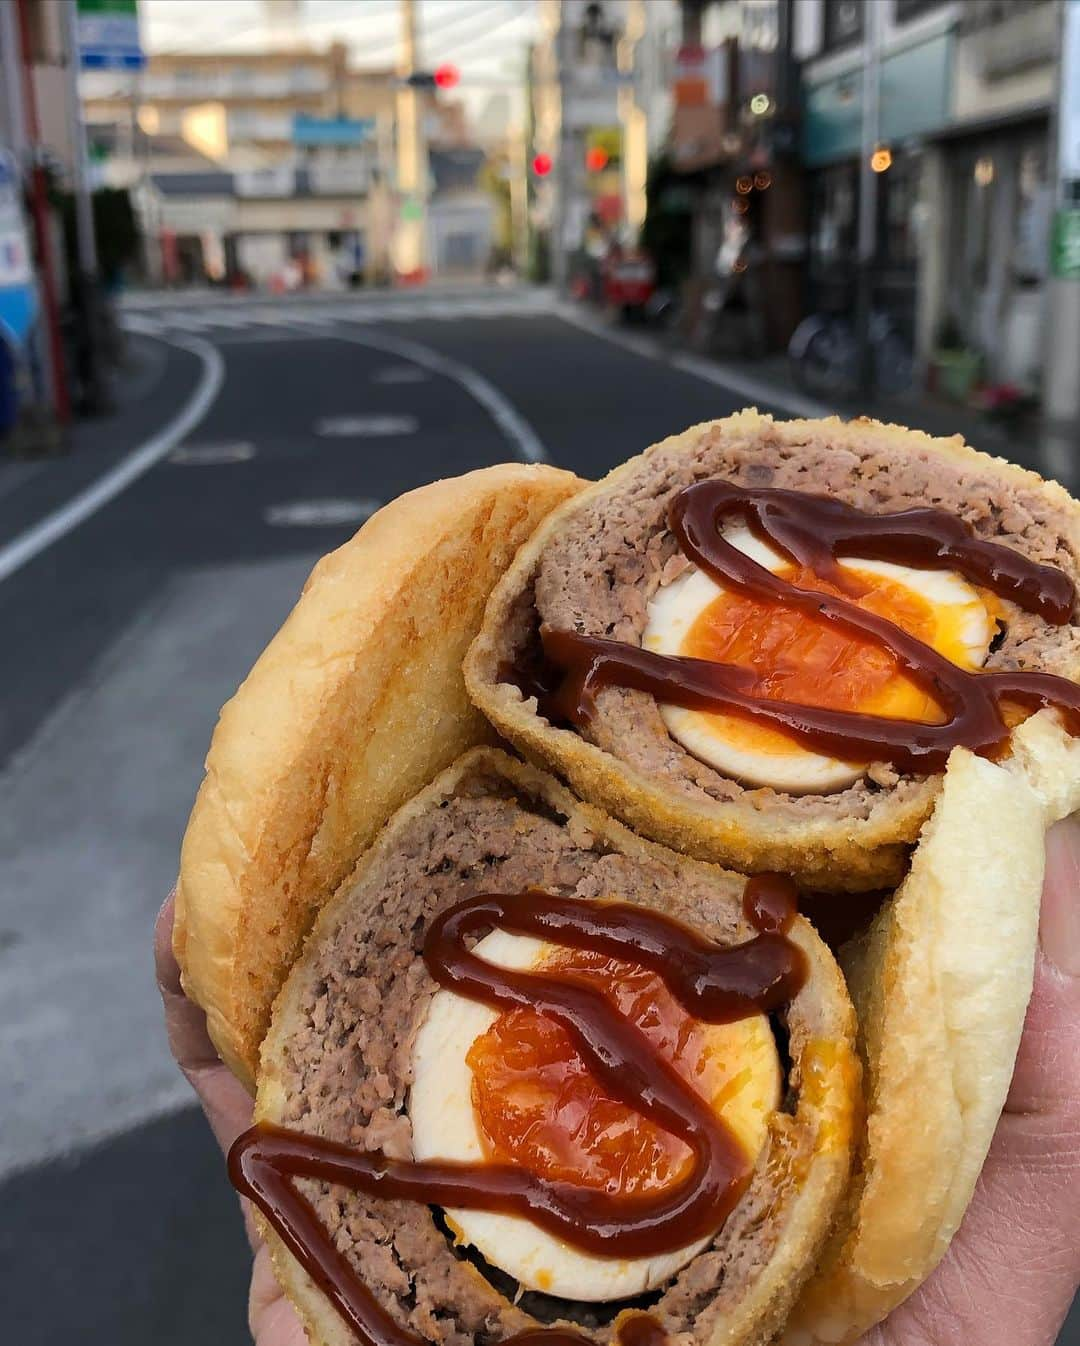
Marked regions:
[642,527,997,793]
[409,926,780,1302]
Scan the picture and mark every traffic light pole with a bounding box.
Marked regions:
[62,0,109,413]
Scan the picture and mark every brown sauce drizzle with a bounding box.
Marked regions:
[539,481,1080,773]
[229,882,804,1346]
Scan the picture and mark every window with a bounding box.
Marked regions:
[823,0,864,50]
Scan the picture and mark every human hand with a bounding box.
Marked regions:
[156,817,1080,1346]
[155,893,307,1346]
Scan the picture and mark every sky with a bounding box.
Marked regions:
[142,0,541,83]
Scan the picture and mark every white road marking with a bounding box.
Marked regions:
[169,440,256,464]
[265,497,382,527]
[315,414,419,437]
[0,336,224,586]
[332,329,548,463]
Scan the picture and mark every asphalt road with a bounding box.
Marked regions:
[1,288,1075,1344]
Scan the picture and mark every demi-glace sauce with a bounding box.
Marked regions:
[540,481,1080,771]
[229,879,804,1346]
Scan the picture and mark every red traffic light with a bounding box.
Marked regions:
[434,63,459,89]
[532,152,553,177]
[585,146,609,172]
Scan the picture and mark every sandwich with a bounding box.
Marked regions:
[175,423,1080,1346]
[465,409,1080,890]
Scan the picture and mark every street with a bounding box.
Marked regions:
[1,287,1076,1345]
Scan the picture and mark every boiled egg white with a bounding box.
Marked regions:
[409,926,780,1303]
[642,527,996,793]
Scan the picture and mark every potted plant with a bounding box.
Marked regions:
[931,318,982,403]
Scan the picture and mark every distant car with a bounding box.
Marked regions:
[602,252,656,317]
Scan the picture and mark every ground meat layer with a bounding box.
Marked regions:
[266,756,829,1346]
[529,414,1080,824]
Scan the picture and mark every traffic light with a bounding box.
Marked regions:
[585,146,609,172]
[532,153,553,177]
[404,68,460,90]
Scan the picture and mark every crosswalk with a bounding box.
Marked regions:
[120,289,557,339]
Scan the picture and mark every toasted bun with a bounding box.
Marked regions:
[255,747,860,1346]
[465,409,1080,892]
[175,464,583,1085]
[783,710,1080,1343]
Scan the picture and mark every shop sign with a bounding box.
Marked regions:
[292,116,375,148]
[1051,209,1080,280]
[235,166,296,199]
[803,31,949,167]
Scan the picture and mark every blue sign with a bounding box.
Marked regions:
[0,150,36,349]
[292,115,375,147]
[77,0,146,71]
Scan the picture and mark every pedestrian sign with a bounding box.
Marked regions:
[77,0,145,71]
[1051,209,1080,280]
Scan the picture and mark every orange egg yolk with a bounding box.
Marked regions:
[680,564,987,755]
[467,949,719,1198]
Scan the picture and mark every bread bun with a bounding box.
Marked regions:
[783,711,1080,1343]
[175,464,583,1085]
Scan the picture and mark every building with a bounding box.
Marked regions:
[796,0,1061,390]
[660,0,805,352]
[81,42,482,289]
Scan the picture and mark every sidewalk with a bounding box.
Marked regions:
[558,304,1069,490]
[0,336,205,553]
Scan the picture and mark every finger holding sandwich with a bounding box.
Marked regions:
[168,420,1080,1346]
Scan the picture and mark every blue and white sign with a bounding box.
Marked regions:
[77,0,146,71]
[0,150,36,349]
[292,115,376,148]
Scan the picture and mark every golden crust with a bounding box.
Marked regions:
[782,711,1080,1344]
[256,747,861,1346]
[175,464,583,1085]
[465,409,1080,892]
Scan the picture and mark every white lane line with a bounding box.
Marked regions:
[0,336,225,585]
[332,328,548,464]
[554,304,829,420]
[315,414,418,437]
[169,439,256,465]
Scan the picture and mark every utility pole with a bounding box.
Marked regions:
[854,0,882,400]
[552,0,572,295]
[1044,0,1080,460]
[62,0,109,413]
[395,0,428,282]
[618,0,647,241]
[9,0,69,425]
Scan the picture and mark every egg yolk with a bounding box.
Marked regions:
[467,948,773,1198]
[682,564,984,756]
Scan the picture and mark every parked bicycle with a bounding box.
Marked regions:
[788,309,913,399]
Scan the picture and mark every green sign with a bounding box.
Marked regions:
[1052,209,1080,280]
[400,198,424,222]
